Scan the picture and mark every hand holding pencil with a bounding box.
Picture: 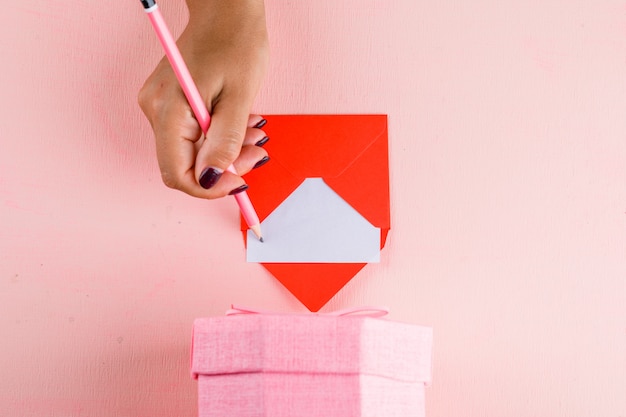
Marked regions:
[138,0,269,239]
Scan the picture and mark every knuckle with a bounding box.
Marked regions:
[213,130,244,165]
[137,84,153,113]
[138,81,166,116]
[160,170,180,190]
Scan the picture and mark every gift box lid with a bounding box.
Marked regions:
[191,312,432,384]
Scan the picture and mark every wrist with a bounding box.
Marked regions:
[185,0,266,36]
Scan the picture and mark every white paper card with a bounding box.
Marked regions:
[247,178,380,263]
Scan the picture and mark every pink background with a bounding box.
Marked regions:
[1,0,625,416]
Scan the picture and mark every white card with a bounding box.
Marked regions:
[247,178,380,263]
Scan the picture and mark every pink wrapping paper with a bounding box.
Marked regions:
[191,310,432,417]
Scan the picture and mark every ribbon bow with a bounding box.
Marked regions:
[226,304,389,318]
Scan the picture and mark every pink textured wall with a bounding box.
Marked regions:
[1,0,625,415]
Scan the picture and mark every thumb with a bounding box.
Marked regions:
[194,93,250,192]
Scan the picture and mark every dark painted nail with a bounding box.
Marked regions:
[228,184,249,195]
[253,156,270,169]
[253,118,267,129]
[199,167,223,189]
[255,136,270,147]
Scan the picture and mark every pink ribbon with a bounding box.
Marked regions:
[226,304,389,318]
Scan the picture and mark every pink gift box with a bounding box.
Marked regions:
[191,309,433,417]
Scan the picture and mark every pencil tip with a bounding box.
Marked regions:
[250,224,263,242]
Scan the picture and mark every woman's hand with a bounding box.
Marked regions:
[138,0,269,198]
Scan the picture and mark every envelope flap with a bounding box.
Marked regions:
[242,114,390,237]
[261,263,368,312]
[264,115,387,178]
[325,128,390,238]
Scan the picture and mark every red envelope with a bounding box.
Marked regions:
[242,115,390,311]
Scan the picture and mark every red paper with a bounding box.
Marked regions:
[242,115,390,311]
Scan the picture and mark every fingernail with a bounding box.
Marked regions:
[199,167,223,189]
[228,184,249,195]
[255,136,270,147]
[253,118,267,129]
[253,156,270,169]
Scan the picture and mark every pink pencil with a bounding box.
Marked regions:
[140,0,263,241]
